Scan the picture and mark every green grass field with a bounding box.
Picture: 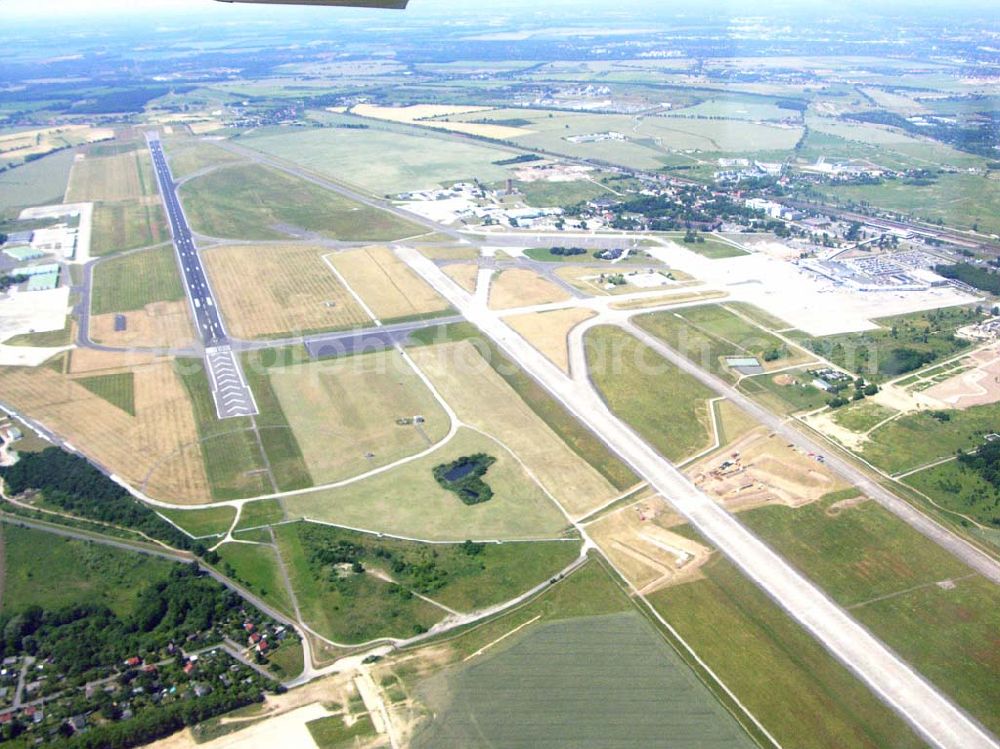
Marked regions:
[789,306,975,381]
[830,401,898,433]
[217,541,294,616]
[859,401,1000,475]
[158,505,236,538]
[0,150,75,216]
[637,304,798,381]
[174,358,273,500]
[283,427,569,542]
[0,524,175,617]
[585,325,715,462]
[307,714,376,749]
[164,139,246,180]
[514,179,611,209]
[91,200,169,256]
[904,459,1000,533]
[179,163,420,241]
[236,499,286,531]
[243,125,513,195]
[738,369,830,414]
[739,496,1000,734]
[288,522,580,613]
[75,372,135,415]
[648,556,926,749]
[5,320,73,349]
[273,523,444,643]
[414,611,756,749]
[91,245,185,315]
[658,232,749,258]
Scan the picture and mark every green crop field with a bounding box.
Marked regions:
[789,306,976,381]
[179,163,420,241]
[648,555,926,749]
[0,150,76,216]
[273,523,444,643]
[739,496,1000,734]
[859,401,1000,475]
[243,126,514,195]
[158,505,237,538]
[217,541,294,617]
[174,359,272,500]
[90,245,185,315]
[413,611,757,749]
[286,522,580,613]
[76,372,136,415]
[904,459,1000,533]
[91,200,169,256]
[585,325,715,462]
[636,304,799,381]
[283,427,569,542]
[0,524,175,617]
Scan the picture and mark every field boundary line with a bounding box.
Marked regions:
[462,615,541,662]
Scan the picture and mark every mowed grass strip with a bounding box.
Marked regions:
[74,371,135,415]
[0,524,176,618]
[273,523,444,643]
[235,499,286,531]
[201,244,370,340]
[289,522,580,613]
[217,541,294,617]
[740,496,1000,734]
[179,164,420,241]
[175,358,272,500]
[585,325,715,463]
[66,149,157,202]
[158,505,237,538]
[267,351,449,485]
[284,427,569,542]
[647,555,927,749]
[413,611,757,749]
[91,199,169,256]
[91,245,185,315]
[329,246,451,323]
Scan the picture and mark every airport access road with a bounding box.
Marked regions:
[396,245,998,749]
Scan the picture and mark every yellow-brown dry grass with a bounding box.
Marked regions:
[66,150,153,202]
[686,428,849,513]
[0,126,113,163]
[0,361,210,503]
[329,246,450,322]
[488,268,571,310]
[505,308,595,374]
[442,264,479,293]
[202,244,371,339]
[409,340,617,518]
[68,348,160,375]
[89,301,197,350]
[608,289,727,310]
[587,498,711,595]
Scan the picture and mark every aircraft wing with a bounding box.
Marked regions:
[215,0,409,7]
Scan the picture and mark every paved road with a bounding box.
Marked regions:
[301,315,464,359]
[396,246,998,749]
[146,133,257,419]
[621,321,1000,586]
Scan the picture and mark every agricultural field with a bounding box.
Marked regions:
[488,268,571,310]
[505,307,596,374]
[0,356,210,502]
[0,125,112,171]
[648,555,927,749]
[267,351,450,485]
[414,612,756,749]
[90,199,169,256]
[0,524,175,617]
[179,163,420,241]
[637,304,810,381]
[201,244,371,339]
[410,340,618,518]
[90,245,185,315]
[0,149,76,215]
[243,125,515,195]
[283,427,569,541]
[740,495,1000,735]
[65,149,156,202]
[328,246,451,323]
[585,325,715,463]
